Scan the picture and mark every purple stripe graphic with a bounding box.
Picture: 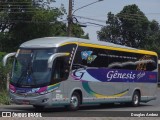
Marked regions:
[86,68,157,83]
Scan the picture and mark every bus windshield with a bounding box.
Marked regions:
[11,48,55,87]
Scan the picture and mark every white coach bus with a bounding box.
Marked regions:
[3,37,158,111]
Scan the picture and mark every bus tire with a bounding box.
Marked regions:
[131,91,140,107]
[67,92,80,111]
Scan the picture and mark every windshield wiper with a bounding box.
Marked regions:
[27,62,37,85]
[16,66,28,87]
[16,62,38,87]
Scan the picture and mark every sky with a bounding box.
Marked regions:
[53,0,160,41]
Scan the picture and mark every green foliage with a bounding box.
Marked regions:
[71,24,89,39]
[0,89,10,105]
[2,0,66,52]
[143,20,160,55]
[0,52,6,61]
[0,0,88,52]
[0,52,12,90]
[97,4,160,54]
[0,52,13,105]
[117,4,149,48]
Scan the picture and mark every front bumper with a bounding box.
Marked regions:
[10,92,54,106]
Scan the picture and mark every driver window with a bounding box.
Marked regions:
[51,57,69,84]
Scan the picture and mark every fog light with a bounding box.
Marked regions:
[42,98,49,103]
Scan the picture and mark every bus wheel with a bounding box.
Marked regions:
[131,91,140,107]
[33,105,45,110]
[67,92,80,111]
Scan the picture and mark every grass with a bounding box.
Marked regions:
[0,89,10,105]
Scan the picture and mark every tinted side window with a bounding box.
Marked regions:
[50,44,77,84]
[73,46,109,69]
[108,50,138,70]
[136,55,157,71]
[51,57,70,84]
[73,46,157,71]
[108,51,157,71]
[58,44,77,66]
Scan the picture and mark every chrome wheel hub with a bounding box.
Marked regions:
[71,96,78,108]
[134,95,139,105]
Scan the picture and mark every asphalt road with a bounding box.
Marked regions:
[0,88,160,117]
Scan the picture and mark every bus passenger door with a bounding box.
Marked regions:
[57,44,78,102]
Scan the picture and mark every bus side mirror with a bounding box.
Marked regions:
[3,52,16,67]
[48,53,70,68]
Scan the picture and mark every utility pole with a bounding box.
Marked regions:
[67,0,103,36]
[68,0,73,37]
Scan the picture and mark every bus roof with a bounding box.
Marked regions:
[20,37,157,56]
[20,37,136,49]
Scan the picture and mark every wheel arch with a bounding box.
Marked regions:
[70,88,83,104]
[131,88,141,107]
[133,88,141,99]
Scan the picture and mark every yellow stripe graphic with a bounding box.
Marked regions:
[60,42,157,56]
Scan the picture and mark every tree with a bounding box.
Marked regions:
[8,8,65,51]
[0,0,66,52]
[97,4,160,50]
[0,33,10,51]
[0,0,88,52]
[97,12,121,43]
[71,24,89,39]
[144,20,160,53]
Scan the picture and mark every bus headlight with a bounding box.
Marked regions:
[42,98,49,103]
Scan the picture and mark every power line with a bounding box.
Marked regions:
[0,2,32,3]
[0,10,58,14]
[0,20,66,23]
[146,13,160,15]
[99,25,152,33]
[0,11,35,13]
[0,5,32,6]
[74,15,106,23]
[74,13,160,24]
[75,14,159,25]
[0,8,34,10]
[79,13,160,18]
[85,24,102,27]
[75,14,155,24]
[85,22,105,27]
